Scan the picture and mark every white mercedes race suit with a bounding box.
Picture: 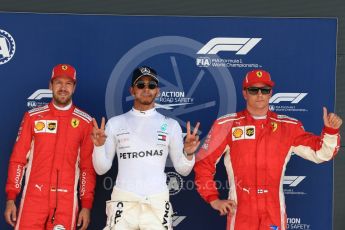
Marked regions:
[93,108,195,230]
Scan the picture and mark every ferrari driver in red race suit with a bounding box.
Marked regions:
[4,64,96,230]
[194,69,342,230]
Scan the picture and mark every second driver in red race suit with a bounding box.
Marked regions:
[194,69,342,230]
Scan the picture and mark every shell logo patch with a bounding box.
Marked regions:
[35,121,45,131]
[71,118,80,128]
[271,122,278,132]
[62,65,68,70]
[232,128,243,138]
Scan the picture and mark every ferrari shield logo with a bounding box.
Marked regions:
[71,118,80,128]
[256,71,263,78]
[271,122,278,132]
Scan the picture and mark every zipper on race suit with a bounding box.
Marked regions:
[51,169,59,223]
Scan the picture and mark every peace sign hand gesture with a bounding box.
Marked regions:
[91,117,107,147]
[183,121,201,156]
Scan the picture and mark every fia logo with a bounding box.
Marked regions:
[196,57,211,67]
[0,29,16,65]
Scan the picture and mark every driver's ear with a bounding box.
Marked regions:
[242,89,248,101]
[156,88,160,98]
[130,86,134,96]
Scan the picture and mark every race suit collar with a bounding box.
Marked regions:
[131,107,157,116]
[244,109,267,123]
[49,102,75,116]
[244,109,277,126]
[252,115,267,120]
[52,101,73,110]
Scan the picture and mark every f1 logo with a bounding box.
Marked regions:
[28,89,52,100]
[283,176,306,187]
[27,89,52,109]
[197,37,262,55]
[172,215,186,227]
[269,93,307,104]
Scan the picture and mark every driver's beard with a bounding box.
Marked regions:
[53,95,72,107]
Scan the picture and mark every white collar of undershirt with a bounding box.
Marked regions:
[131,107,156,116]
[53,101,72,111]
[252,115,267,120]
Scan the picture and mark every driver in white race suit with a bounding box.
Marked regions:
[92,66,200,230]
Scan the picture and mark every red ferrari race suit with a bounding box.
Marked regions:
[5,102,96,230]
[194,109,340,230]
